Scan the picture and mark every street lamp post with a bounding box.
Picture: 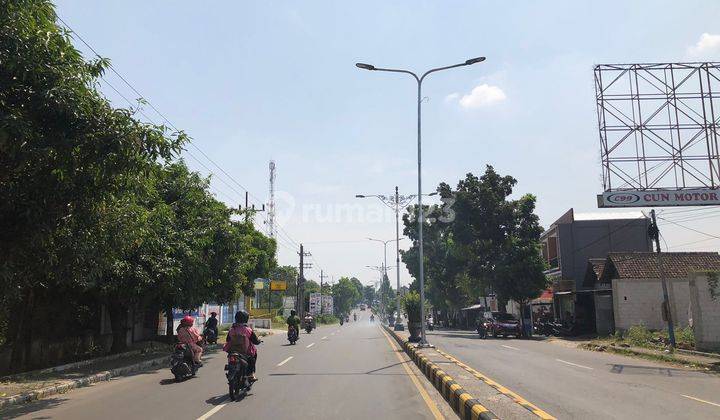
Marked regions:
[367,237,399,327]
[357,189,436,331]
[366,264,396,319]
[356,57,485,346]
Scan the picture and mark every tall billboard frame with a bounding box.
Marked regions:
[594,62,720,207]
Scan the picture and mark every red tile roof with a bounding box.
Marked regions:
[600,252,720,280]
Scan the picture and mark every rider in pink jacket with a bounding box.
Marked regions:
[177,315,203,364]
[224,310,260,381]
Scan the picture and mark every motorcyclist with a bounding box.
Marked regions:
[353,313,357,322]
[303,312,315,331]
[286,310,301,337]
[176,315,203,366]
[370,313,375,322]
[224,310,261,382]
[204,312,218,339]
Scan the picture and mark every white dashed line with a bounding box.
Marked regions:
[501,345,520,350]
[682,395,720,408]
[196,402,227,420]
[322,336,328,340]
[306,342,315,348]
[556,359,593,370]
[277,356,293,366]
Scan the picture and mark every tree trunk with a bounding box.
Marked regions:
[108,300,128,354]
[10,288,35,371]
[165,305,175,343]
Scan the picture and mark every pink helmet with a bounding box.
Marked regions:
[181,315,194,326]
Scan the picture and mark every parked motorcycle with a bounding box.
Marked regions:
[203,327,218,344]
[225,352,252,401]
[170,343,198,382]
[288,326,299,344]
[533,319,553,337]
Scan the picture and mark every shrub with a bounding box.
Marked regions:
[675,327,695,349]
[626,325,653,347]
[402,291,422,323]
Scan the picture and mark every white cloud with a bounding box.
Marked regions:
[450,84,507,109]
[687,33,720,58]
[444,92,460,103]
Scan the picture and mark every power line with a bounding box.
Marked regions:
[657,216,720,241]
[56,15,265,208]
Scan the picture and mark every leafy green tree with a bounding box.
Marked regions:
[363,285,376,306]
[332,277,361,316]
[349,277,364,306]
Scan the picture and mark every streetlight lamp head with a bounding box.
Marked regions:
[356,62,376,71]
[355,194,366,198]
[428,192,438,196]
[465,57,486,65]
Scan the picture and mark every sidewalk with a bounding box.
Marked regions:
[0,343,178,409]
[386,326,549,420]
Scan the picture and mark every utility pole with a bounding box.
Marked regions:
[649,210,676,349]
[240,191,265,223]
[297,244,312,318]
[320,270,329,315]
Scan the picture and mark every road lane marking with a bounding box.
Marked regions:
[196,402,227,420]
[556,359,593,370]
[321,336,328,340]
[682,394,720,408]
[435,348,555,419]
[379,327,444,420]
[306,342,315,348]
[277,356,293,366]
[501,345,520,350]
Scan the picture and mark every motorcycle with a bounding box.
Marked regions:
[288,326,299,344]
[533,319,553,337]
[304,322,313,334]
[369,314,375,322]
[339,317,344,326]
[170,343,198,382]
[203,327,218,345]
[426,319,435,331]
[225,352,252,401]
[477,321,488,339]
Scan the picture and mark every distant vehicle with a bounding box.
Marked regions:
[360,304,366,311]
[484,312,521,338]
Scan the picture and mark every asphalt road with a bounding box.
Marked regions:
[2,312,449,420]
[425,328,720,419]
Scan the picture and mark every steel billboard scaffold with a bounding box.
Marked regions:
[594,62,720,207]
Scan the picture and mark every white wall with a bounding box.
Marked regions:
[689,273,720,351]
[612,277,690,331]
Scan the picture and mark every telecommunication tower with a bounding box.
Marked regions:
[268,160,276,239]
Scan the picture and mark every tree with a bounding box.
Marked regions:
[332,277,361,316]
[363,285,376,306]
[400,166,547,323]
[349,277,364,306]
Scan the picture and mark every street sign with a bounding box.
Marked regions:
[254,281,265,290]
[270,280,287,291]
[598,188,720,208]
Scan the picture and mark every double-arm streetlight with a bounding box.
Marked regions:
[356,188,436,331]
[356,57,486,346]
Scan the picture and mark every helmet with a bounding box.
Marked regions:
[290,309,296,316]
[181,315,194,326]
[235,310,249,324]
[210,312,217,317]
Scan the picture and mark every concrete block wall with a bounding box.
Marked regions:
[689,273,720,351]
[612,278,690,331]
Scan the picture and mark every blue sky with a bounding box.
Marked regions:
[56,0,720,287]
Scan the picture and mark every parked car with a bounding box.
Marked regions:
[484,312,521,338]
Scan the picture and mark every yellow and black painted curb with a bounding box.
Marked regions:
[383,325,499,420]
[434,349,555,420]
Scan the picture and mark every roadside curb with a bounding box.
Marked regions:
[382,325,499,420]
[0,343,222,410]
[581,342,720,371]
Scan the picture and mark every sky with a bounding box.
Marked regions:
[55,0,720,288]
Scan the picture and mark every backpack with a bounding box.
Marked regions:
[228,326,250,354]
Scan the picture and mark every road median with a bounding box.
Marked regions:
[383,324,542,420]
